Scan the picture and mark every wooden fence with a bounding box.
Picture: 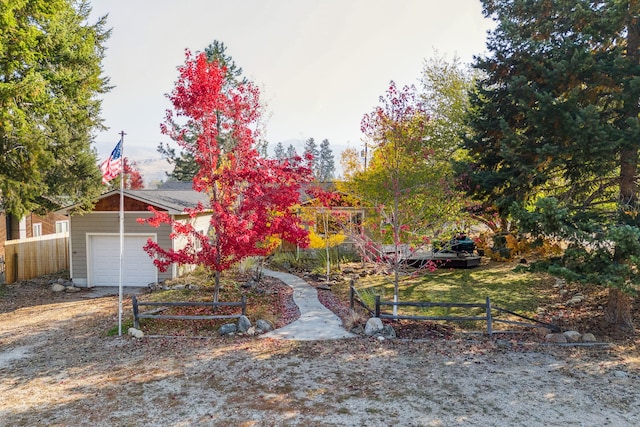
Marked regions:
[132,295,247,329]
[349,286,559,335]
[3,233,69,284]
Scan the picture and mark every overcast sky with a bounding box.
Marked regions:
[89,0,494,172]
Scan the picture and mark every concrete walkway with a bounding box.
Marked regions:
[260,269,356,341]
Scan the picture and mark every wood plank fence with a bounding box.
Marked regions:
[132,295,247,329]
[3,233,69,284]
[349,286,559,335]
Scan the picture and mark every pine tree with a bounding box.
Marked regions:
[0,0,110,216]
[274,141,286,161]
[317,139,335,181]
[465,0,640,330]
[286,144,298,160]
[303,137,320,178]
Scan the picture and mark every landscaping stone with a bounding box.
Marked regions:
[237,315,252,333]
[218,323,237,336]
[127,327,144,339]
[581,333,597,342]
[545,333,568,343]
[65,286,82,293]
[563,330,582,343]
[382,324,396,338]
[364,317,384,336]
[256,319,273,332]
[51,284,65,292]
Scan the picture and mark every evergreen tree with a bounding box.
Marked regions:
[0,0,110,217]
[464,0,640,330]
[286,144,298,160]
[317,139,335,181]
[303,137,320,177]
[274,141,286,161]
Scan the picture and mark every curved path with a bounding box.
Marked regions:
[260,269,356,341]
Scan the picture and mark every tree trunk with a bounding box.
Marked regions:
[213,271,221,303]
[609,5,640,331]
[605,288,634,331]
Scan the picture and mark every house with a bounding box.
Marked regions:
[58,184,210,287]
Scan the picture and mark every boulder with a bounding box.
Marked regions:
[382,324,396,338]
[364,317,384,336]
[563,330,582,343]
[545,333,568,343]
[51,284,65,292]
[218,323,237,336]
[581,333,597,343]
[127,327,144,339]
[256,319,273,332]
[237,315,252,333]
[65,286,82,293]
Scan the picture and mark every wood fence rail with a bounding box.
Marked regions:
[3,233,69,283]
[132,295,247,329]
[349,286,559,335]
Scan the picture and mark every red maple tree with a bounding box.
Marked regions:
[138,50,312,300]
[123,158,144,189]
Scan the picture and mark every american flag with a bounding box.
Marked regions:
[100,139,123,184]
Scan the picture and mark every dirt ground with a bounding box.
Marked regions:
[1,276,639,426]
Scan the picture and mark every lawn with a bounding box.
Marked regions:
[337,260,558,327]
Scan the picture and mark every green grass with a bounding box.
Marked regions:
[346,261,556,319]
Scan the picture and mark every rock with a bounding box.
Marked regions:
[364,317,384,336]
[51,284,65,292]
[581,333,597,342]
[241,279,257,289]
[612,370,628,379]
[496,339,512,349]
[127,328,144,339]
[65,286,82,293]
[218,323,237,336]
[246,326,256,336]
[237,315,252,333]
[563,330,582,343]
[535,327,552,337]
[566,295,584,306]
[350,325,364,335]
[256,319,273,332]
[545,333,568,343]
[382,324,396,338]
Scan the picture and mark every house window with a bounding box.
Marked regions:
[55,220,69,233]
[32,223,42,237]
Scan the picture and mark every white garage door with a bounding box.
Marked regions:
[89,235,157,287]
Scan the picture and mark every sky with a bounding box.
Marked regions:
[88,0,495,181]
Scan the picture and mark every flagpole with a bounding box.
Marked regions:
[118,131,126,336]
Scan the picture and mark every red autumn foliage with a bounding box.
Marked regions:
[123,158,144,189]
[138,50,313,292]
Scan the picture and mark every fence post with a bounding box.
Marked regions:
[485,296,493,336]
[12,253,20,283]
[132,295,140,329]
[375,295,380,318]
[349,281,354,310]
[241,295,247,316]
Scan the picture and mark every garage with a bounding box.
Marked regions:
[88,234,157,287]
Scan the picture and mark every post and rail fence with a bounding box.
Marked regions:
[349,285,559,335]
[132,295,247,329]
